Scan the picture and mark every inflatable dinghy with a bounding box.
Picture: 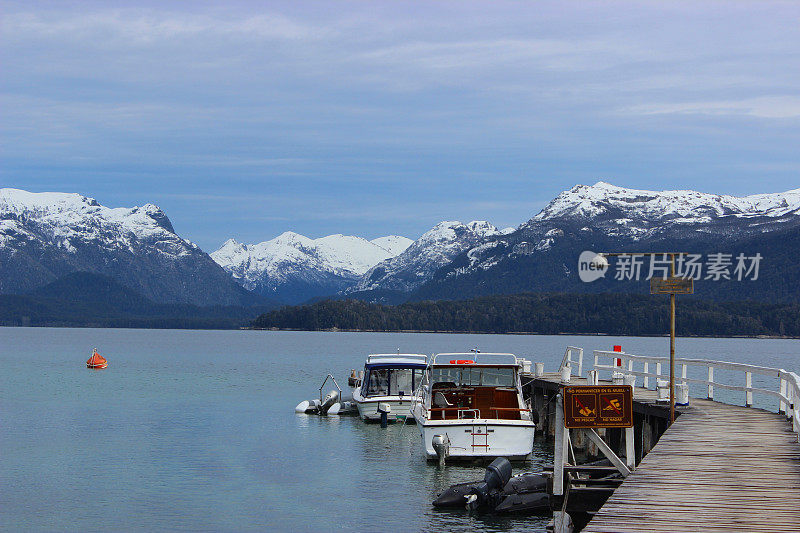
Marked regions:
[433,457,550,515]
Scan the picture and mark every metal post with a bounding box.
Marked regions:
[625,426,635,470]
[554,393,567,496]
[779,378,787,414]
[669,254,676,425]
[643,362,649,389]
[745,372,753,407]
[707,366,714,400]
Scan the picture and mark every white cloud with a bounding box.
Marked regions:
[625,96,800,119]
[2,10,323,45]
[359,38,639,71]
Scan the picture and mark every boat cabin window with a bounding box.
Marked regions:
[390,368,414,397]
[431,366,515,388]
[364,367,421,397]
[367,368,390,396]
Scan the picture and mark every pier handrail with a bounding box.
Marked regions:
[559,346,584,378]
[592,350,800,440]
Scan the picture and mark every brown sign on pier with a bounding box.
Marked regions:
[563,385,633,428]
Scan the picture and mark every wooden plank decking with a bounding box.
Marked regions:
[582,398,800,532]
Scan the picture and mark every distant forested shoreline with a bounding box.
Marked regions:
[251,293,800,338]
[3,290,798,336]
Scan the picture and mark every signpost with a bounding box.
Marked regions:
[554,386,636,496]
[599,252,694,425]
[563,385,633,428]
[649,261,694,425]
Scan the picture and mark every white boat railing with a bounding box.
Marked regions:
[592,350,800,441]
[558,346,584,378]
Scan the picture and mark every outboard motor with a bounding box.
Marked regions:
[432,434,450,467]
[318,389,339,415]
[465,458,513,510]
[378,402,391,428]
[433,459,551,514]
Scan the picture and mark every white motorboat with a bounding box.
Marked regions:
[411,353,535,462]
[351,353,428,423]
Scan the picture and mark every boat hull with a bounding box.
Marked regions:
[353,396,415,422]
[417,417,535,460]
[87,362,108,369]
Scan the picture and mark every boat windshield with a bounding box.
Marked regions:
[364,367,421,397]
[431,366,515,388]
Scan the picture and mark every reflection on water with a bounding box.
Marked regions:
[1,327,797,532]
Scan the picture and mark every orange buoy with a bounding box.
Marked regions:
[86,348,108,369]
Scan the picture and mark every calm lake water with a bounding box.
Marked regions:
[1,328,798,532]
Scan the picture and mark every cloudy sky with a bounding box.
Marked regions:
[2,1,799,251]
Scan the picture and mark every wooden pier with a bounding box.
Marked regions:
[583,397,800,532]
[525,348,800,533]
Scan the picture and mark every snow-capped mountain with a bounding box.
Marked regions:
[407,182,800,303]
[211,232,413,303]
[351,220,509,295]
[0,188,257,305]
[370,235,416,256]
[531,181,800,237]
[5,182,799,310]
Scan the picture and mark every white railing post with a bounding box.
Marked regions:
[792,384,799,436]
[643,362,649,389]
[745,372,753,407]
[656,362,662,382]
[577,348,584,378]
[681,364,688,386]
[625,426,636,470]
[707,366,714,400]
[794,384,799,437]
[627,359,634,372]
[779,378,787,414]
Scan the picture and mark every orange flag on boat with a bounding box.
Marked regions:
[87,349,108,369]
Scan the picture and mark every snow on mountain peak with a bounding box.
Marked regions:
[352,219,504,293]
[371,235,414,255]
[1,188,99,215]
[0,188,181,251]
[467,220,503,237]
[0,188,255,305]
[211,231,412,292]
[534,182,800,222]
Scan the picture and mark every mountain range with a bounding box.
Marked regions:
[408,182,800,304]
[210,232,413,303]
[0,188,258,306]
[2,182,799,315]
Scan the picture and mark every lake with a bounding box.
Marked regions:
[1,328,798,532]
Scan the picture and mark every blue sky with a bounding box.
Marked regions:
[2,1,799,252]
